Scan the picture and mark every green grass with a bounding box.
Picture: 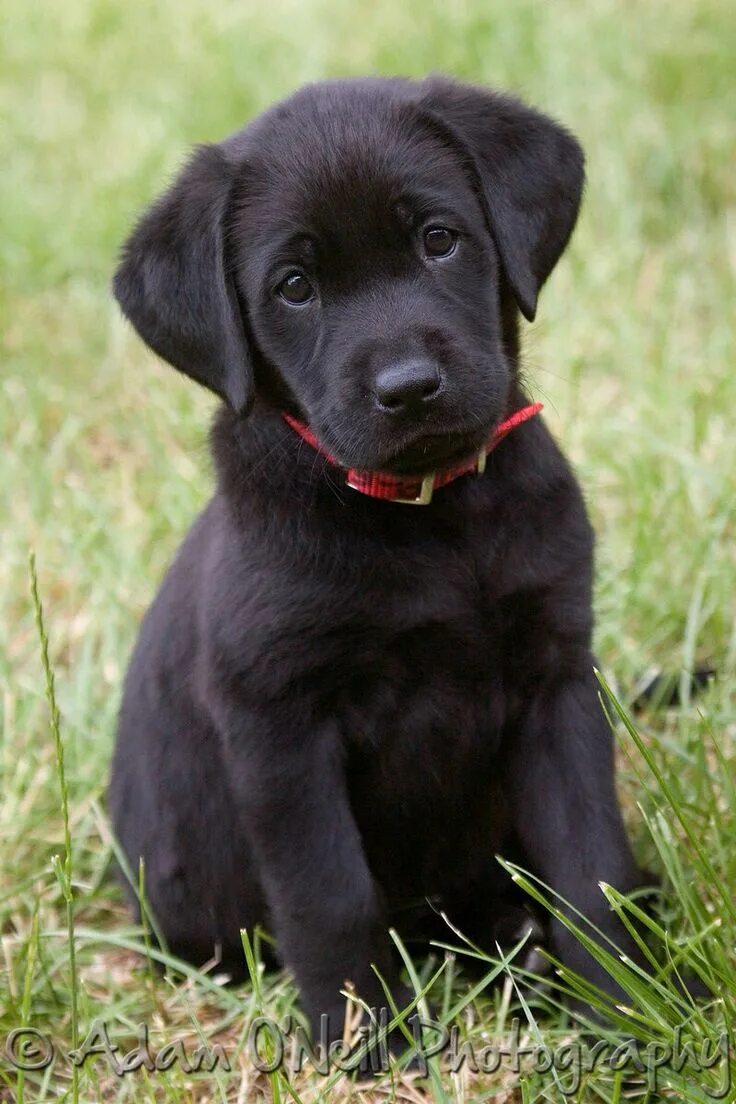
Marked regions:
[1,0,735,1099]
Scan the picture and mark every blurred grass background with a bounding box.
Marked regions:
[1,0,734,1100]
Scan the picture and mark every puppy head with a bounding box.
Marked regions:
[114,77,583,474]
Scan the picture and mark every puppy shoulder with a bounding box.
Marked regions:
[488,417,595,597]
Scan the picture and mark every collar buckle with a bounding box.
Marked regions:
[388,472,436,506]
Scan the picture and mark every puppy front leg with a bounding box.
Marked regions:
[226,715,404,1047]
[505,668,644,1000]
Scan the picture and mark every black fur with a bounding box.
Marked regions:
[109,77,644,1042]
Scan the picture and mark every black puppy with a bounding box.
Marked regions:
[109,76,645,1044]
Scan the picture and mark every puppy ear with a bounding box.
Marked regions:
[113,144,253,414]
[421,77,585,321]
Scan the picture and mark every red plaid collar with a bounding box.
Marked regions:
[282,403,543,504]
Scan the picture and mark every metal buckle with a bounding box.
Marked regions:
[476,447,487,475]
[390,472,436,505]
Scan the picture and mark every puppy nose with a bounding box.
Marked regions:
[374,359,441,413]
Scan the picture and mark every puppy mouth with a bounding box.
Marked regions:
[372,427,490,476]
[313,413,498,475]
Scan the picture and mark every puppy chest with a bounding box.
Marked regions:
[341,622,508,895]
[335,614,506,759]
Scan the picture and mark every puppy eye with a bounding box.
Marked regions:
[277,271,314,305]
[423,226,457,258]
